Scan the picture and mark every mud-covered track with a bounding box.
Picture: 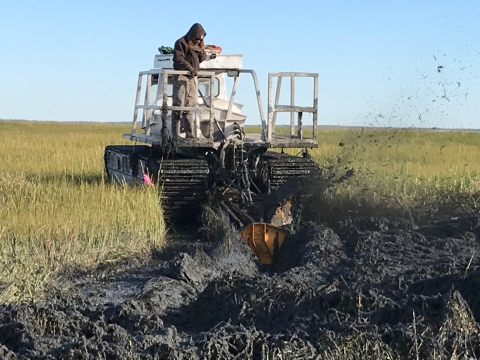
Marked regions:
[155,158,210,216]
[261,151,321,191]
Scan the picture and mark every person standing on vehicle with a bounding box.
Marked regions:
[172,23,207,138]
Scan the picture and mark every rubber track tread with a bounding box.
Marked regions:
[157,158,210,217]
[263,151,320,189]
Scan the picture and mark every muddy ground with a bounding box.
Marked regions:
[2,212,480,359]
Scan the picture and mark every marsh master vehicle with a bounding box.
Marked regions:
[104,46,320,264]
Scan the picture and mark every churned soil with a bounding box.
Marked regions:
[2,214,480,359]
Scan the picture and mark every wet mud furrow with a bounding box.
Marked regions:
[1,215,480,359]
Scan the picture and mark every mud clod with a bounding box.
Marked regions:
[2,214,480,358]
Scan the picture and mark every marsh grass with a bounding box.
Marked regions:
[304,128,480,225]
[2,121,480,302]
[0,121,165,303]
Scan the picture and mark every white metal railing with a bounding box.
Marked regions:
[267,72,318,142]
[131,69,216,141]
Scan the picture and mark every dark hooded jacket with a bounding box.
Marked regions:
[173,23,207,72]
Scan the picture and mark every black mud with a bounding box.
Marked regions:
[2,214,480,359]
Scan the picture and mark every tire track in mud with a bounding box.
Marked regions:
[1,215,480,359]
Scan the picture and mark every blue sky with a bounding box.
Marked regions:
[0,0,478,128]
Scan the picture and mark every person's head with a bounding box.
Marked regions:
[186,23,206,45]
[193,34,204,45]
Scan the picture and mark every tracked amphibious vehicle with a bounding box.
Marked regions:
[104,47,320,264]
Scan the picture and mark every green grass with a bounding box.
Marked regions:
[0,121,165,303]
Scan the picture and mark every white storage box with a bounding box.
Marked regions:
[153,54,243,69]
[201,54,243,69]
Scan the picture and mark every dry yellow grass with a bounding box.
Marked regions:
[0,121,165,303]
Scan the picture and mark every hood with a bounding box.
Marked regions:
[185,23,206,42]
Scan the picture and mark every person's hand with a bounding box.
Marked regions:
[192,40,204,53]
[186,64,197,77]
[192,45,202,53]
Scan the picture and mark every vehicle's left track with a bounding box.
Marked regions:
[104,145,211,218]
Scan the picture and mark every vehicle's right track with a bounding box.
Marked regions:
[260,151,321,193]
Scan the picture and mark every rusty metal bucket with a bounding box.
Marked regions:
[240,223,290,265]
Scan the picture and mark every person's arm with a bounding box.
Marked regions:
[173,39,194,72]
[196,40,207,63]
